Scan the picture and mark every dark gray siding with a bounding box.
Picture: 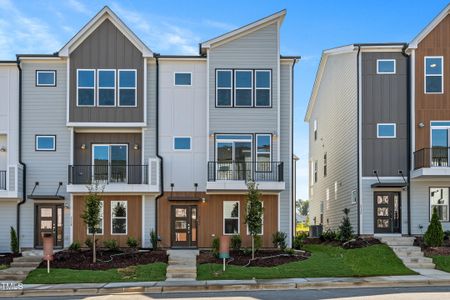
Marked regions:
[69,19,144,123]
[362,52,408,177]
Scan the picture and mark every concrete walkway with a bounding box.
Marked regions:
[0,251,42,281]
[2,272,450,297]
[166,249,199,281]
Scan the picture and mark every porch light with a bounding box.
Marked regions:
[80,144,86,150]
[418,122,425,128]
[133,144,140,150]
[0,146,6,152]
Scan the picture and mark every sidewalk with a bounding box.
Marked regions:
[1,270,450,298]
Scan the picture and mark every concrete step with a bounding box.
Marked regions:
[0,267,36,275]
[0,274,27,281]
[168,259,197,265]
[13,256,42,263]
[167,266,196,274]
[399,256,433,264]
[10,261,41,268]
[381,237,415,246]
[166,272,196,279]
[404,262,435,269]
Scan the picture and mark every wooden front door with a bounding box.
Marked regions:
[171,205,198,248]
[374,192,401,234]
[35,204,64,248]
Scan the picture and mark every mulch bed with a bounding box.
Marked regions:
[0,253,21,266]
[38,249,167,270]
[424,247,450,256]
[197,250,310,267]
[302,237,381,249]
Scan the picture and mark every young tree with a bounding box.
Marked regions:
[81,184,103,263]
[245,181,263,259]
[338,208,354,242]
[296,199,309,216]
[424,207,444,247]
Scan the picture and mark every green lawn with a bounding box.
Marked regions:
[23,263,167,284]
[197,244,416,280]
[430,256,450,273]
[0,265,7,270]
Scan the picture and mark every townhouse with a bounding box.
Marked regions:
[0,6,298,251]
[306,4,450,236]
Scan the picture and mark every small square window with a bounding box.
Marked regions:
[174,73,192,86]
[377,123,396,138]
[377,59,396,74]
[35,135,56,151]
[173,137,191,150]
[36,71,56,86]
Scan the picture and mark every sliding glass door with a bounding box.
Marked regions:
[92,144,128,183]
[216,135,252,180]
[431,128,449,167]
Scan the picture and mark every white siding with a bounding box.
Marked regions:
[142,195,156,248]
[0,200,17,252]
[144,61,157,159]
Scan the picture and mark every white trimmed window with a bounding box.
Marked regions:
[111,201,128,235]
[87,201,104,235]
[118,70,137,107]
[334,181,338,200]
[36,70,56,86]
[425,56,444,94]
[97,69,116,106]
[326,188,330,210]
[35,135,56,151]
[313,120,318,141]
[256,134,271,172]
[247,201,264,235]
[223,201,239,235]
[377,59,396,74]
[174,72,192,86]
[216,70,232,107]
[351,190,357,204]
[314,161,318,183]
[234,70,253,107]
[323,153,327,177]
[255,70,271,107]
[377,123,396,138]
[173,137,192,151]
[77,69,95,106]
[430,188,449,222]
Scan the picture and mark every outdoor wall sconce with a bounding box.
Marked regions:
[202,197,206,203]
[80,144,86,150]
[418,122,425,128]
[133,144,140,150]
[0,146,6,152]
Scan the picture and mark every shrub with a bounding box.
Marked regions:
[320,229,338,241]
[150,229,158,250]
[284,248,295,255]
[242,248,252,256]
[127,236,139,249]
[272,231,287,250]
[211,237,220,258]
[338,208,354,242]
[230,234,242,251]
[444,230,450,240]
[103,239,119,251]
[293,232,308,250]
[69,241,81,251]
[85,238,98,250]
[254,235,262,252]
[424,208,444,247]
[10,227,19,255]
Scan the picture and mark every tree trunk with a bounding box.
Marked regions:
[93,233,96,263]
[251,235,255,260]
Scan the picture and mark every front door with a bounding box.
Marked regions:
[35,204,64,248]
[171,205,198,248]
[374,192,401,234]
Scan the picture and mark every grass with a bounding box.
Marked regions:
[197,244,416,280]
[430,256,450,273]
[23,263,167,284]
[0,265,7,270]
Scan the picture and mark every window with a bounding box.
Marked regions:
[173,137,191,151]
[247,201,264,235]
[425,56,443,94]
[377,123,396,138]
[323,153,327,177]
[111,201,127,234]
[35,135,56,151]
[431,123,450,167]
[92,144,128,183]
[255,70,271,107]
[256,134,271,172]
[118,70,137,106]
[351,190,357,204]
[216,70,232,107]
[77,69,95,106]
[174,72,192,86]
[310,161,314,186]
[334,181,338,200]
[97,70,116,106]
[377,59,396,74]
[430,188,449,222]
[234,70,253,107]
[326,188,330,210]
[313,120,318,141]
[216,135,252,180]
[314,161,318,183]
[223,201,239,234]
[87,201,104,235]
[36,70,56,86]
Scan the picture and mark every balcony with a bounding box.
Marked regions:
[413,147,450,178]
[67,158,160,193]
[207,161,285,191]
[0,165,23,199]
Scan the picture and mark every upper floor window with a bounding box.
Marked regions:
[234,70,253,107]
[323,153,327,177]
[174,72,192,86]
[36,70,56,87]
[77,69,95,106]
[313,120,318,141]
[256,134,271,172]
[216,70,232,107]
[425,56,443,94]
[35,135,56,151]
[377,59,396,74]
[377,123,396,138]
[173,137,192,151]
[118,70,137,107]
[255,70,271,107]
[97,69,116,106]
[314,160,318,183]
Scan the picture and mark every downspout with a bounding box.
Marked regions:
[153,54,163,241]
[356,45,361,236]
[291,58,298,242]
[16,58,26,248]
[401,45,411,236]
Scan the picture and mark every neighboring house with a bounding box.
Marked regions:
[0,6,298,251]
[305,3,450,236]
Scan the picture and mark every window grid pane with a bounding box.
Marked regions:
[425,57,443,93]
[224,201,239,234]
[37,71,55,86]
[175,73,192,86]
[235,70,252,107]
[119,70,136,106]
[111,201,128,234]
[36,136,55,151]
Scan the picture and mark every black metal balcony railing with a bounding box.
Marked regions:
[207,161,284,182]
[0,170,6,190]
[68,165,148,185]
[414,147,450,169]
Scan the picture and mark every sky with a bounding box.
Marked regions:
[0,0,449,200]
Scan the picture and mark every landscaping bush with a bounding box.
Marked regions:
[444,230,450,240]
[254,235,262,252]
[69,241,81,251]
[231,234,242,251]
[320,229,338,241]
[85,238,98,250]
[242,248,252,256]
[424,208,444,247]
[10,227,19,255]
[103,239,119,251]
[293,232,308,250]
[150,229,158,250]
[338,208,354,242]
[272,231,287,250]
[211,237,220,258]
[126,237,139,249]
[284,248,295,255]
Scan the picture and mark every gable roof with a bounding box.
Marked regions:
[59,6,153,57]
[408,3,450,49]
[199,9,286,55]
